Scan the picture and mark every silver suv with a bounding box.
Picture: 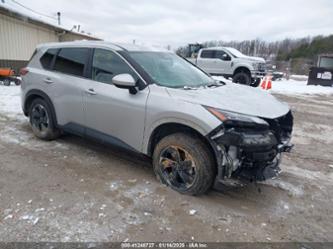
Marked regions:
[21,41,293,195]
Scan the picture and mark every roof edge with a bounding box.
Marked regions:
[0,5,100,40]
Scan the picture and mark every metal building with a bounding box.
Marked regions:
[0,5,100,73]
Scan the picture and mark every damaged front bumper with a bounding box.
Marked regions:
[208,111,293,182]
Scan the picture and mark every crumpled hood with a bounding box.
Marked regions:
[166,83,290,119]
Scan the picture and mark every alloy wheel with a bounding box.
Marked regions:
[31,104,49,133]
[159,145,197,190]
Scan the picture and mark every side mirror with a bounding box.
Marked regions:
[112,73,138,94]
[112,73,136,88]
[222,54,231,61]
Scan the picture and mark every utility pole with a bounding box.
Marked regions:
[57,12,61,26]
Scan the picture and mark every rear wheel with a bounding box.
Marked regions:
[233,72,251,85]
[29,98,60,140]
[153,133,216,195]
[3,79,10,86]
[14,78,21,85]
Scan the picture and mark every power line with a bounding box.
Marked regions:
[9,0,57,20]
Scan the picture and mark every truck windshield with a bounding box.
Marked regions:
[129,52,214,88]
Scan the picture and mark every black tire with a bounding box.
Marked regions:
[153,133,216,195]
[14,78,21,85]
[3,79,10,86]
[29,98,60,140]
[252,78,261,87]
[233,72,251,85]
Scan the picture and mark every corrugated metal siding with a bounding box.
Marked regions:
[0,13,58,61]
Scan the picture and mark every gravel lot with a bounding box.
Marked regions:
[0,85,332,242]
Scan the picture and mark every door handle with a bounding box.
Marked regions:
[43,78,53,84]
[85,88,97,95]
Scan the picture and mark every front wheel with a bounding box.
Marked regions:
[29,98,60,140]
[233,72,251,85]
[153,133,216,195]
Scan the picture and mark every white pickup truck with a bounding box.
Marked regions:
[188,47,266,86]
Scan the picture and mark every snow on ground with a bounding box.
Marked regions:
[0,85,23,120]
[213,76,333,96]
[269,80,333,95]
[289,75,309,81]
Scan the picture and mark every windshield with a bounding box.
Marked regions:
[225,47,246,58]
[129,52,214,88]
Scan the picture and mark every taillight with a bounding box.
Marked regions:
[20,67,29,76]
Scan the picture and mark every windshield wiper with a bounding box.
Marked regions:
[206,81,225,88]
[183,81,224,90]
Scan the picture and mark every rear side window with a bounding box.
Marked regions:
[92,49,138,84]
[200,50,214,58]
[40,48,58,69]
[53,48,90,77]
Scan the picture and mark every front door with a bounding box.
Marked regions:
[197,50,217,74]
[213,50,233,75]
[84,48,149,152]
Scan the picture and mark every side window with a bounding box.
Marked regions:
[53,48,90,77]
[200,50,214,59]
[40,48,58,69]
[92,49,138,84]
[214,50,231,61]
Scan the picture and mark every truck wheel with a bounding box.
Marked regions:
[3,79,10,86]
[29,98,60,140]
[252,78,261,87]
[233,72,251,85]
[153,133,216,195]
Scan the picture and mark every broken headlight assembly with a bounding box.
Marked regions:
[204,106,285,181]
[204,106,269,129]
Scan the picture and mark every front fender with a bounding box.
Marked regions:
[142,117,209,154]
[142,110,221,154]
[232,63,253,75]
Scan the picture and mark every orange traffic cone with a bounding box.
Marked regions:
[260,76,267,89]
[266,76,272,90]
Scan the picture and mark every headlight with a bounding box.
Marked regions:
[252,62,260,70]
[204,106,269,128]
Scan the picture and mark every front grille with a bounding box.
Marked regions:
[258,63,266,72]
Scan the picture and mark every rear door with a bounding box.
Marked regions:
[84,48,149,152]
[45,47,92,132]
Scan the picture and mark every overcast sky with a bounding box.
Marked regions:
[3,0,333,48]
